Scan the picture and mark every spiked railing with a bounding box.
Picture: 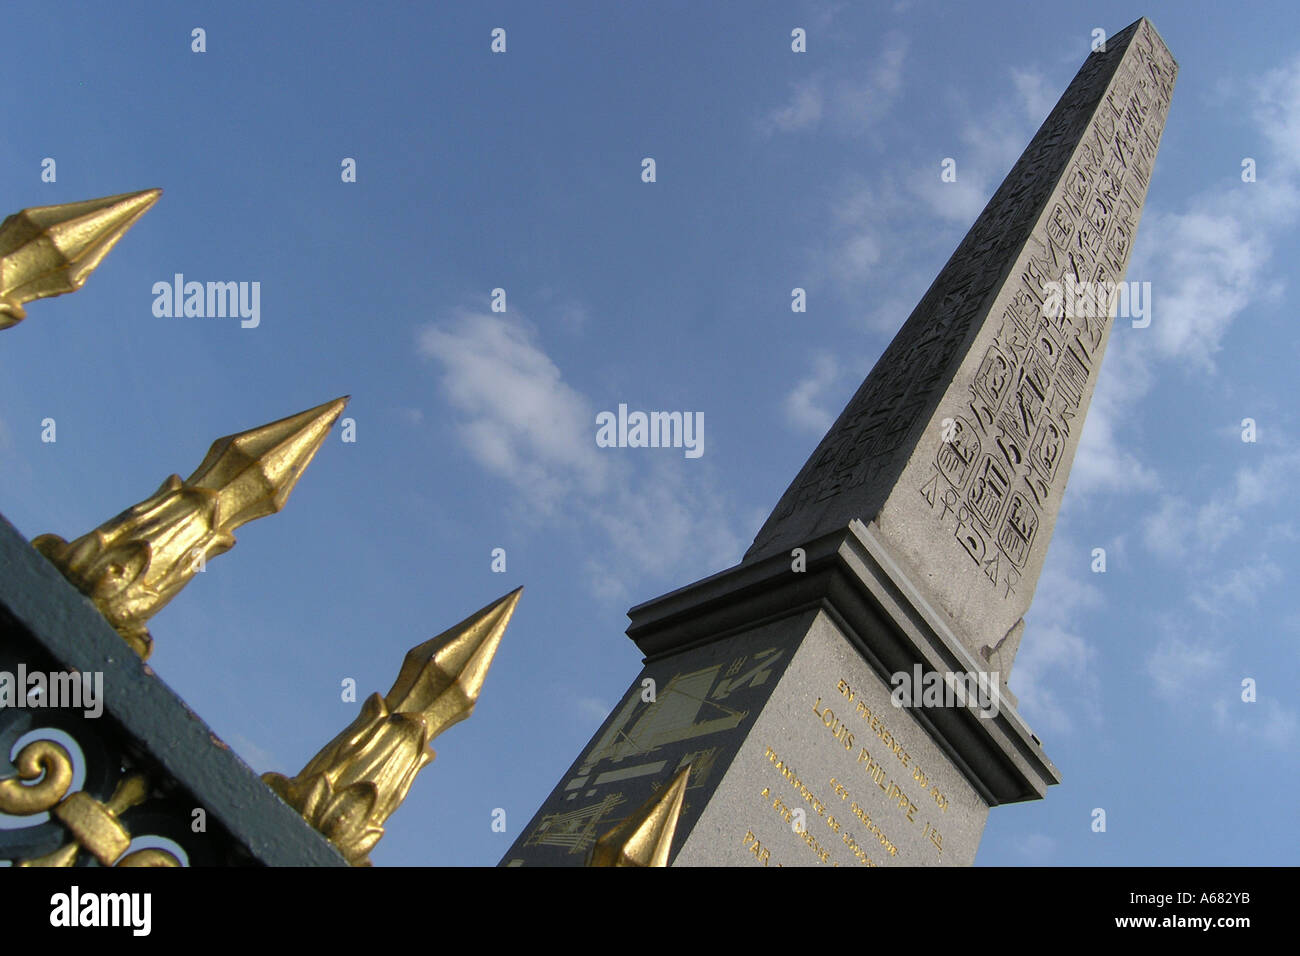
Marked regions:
[0,189,161,329]
[264,588,523,865]
[33,397,348,659]
[0,189,539,868]
[587,764,690,867]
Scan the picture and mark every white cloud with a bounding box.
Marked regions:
[1142,451,1300,561]
[1067,356,1160,498]
[583,557,633,605]
[1213,697,1298,749]
[757,34,908,138]
[1141,495,1189,559]
[1116,56,1300,567]
[1146,636,1297,750]
[813,60,1042,318]
[534,286,591,333]
[822,174,923,308]
[1014,548,1104,734]
[417,309,611,517]
[1145,636,1226,702]
[829,36,907,135]
[1012,832,1056,862]
[590,456,743,581]
[836,233,882,276]
[759,76,825,135]
[1191,556,1283,615]
[1254,57,1300,181]
[1010,67,1056,123]
[573,696,613,724]
[809,1,849,31]
[910,70,1042,227]
[1130,205,1275,371]
[784,353,842,433]
[1127,55,1300,373]
[417,310,743,600]
[557,300,589,333]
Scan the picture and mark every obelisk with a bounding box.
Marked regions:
[503,17,1176,867]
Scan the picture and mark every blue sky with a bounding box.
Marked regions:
[0,0,1296,866]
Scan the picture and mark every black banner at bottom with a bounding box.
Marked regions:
[0,865,1283,942]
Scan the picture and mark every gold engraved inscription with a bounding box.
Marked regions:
[742,829,782,867]
[855,745,919,822]
[763,745,827,817]
[761,746,889,866]
[830,778,894,862]
[758,786,836,865]
[835,679,951,814]
[810,697,856,750]
[836,679,910,765]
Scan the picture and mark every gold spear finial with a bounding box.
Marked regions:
[186,396,349,529]
[0,189,161,329]
[588,764,691,867]
[263,587,522,866]
[33,397,348,658]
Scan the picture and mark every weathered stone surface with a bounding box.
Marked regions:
[673,611,989,867]
[747,18,1176,672]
